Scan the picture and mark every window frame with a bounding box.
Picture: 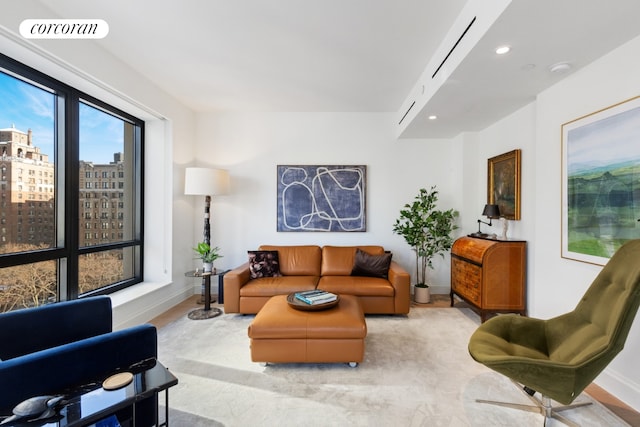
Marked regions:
[0,52,144,301]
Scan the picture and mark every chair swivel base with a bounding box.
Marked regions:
[476,381,592,427]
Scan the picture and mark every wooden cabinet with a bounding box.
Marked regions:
[450,236,526,322]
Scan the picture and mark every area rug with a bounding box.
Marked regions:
[157,306,629,426]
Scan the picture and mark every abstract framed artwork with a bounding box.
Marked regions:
[487,149,521,220]
[561,96,640,265]
[277,165,366,232]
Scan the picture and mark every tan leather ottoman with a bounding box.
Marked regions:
[247,294,366,366]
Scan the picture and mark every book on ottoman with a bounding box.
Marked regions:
[294,291,337,305]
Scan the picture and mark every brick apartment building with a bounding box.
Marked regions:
[0,125,125,250]
[0,126,54,247]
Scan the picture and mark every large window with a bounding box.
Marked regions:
[0,54,144,312]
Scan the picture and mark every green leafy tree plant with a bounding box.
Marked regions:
[392,186,458,288]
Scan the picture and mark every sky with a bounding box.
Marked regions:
[0,70,124,164]
[566,101,640,170]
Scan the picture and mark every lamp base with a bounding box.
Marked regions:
[468,232,491,238]
[188,307,223,320]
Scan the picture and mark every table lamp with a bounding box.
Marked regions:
[470,204,500,237]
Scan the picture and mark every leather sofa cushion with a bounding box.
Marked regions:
[321,245,385,276]
[240,276,319,296]
[319,276,395,296]
[260,245,321,276]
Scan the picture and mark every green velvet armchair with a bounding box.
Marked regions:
[468,239,640,426]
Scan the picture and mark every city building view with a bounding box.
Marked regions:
[0,126,55,247]
[0,125,130,311]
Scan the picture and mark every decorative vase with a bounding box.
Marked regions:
[203,262,213,273]
[501,218,509,239]
[414,285,431,304]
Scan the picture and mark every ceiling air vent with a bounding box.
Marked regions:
[399,101,416,125]
[432,16,476,79]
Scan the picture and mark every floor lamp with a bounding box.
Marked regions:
[184,167,230,319]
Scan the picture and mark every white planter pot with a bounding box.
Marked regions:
[414,286,431,304]
[203,262,213,273]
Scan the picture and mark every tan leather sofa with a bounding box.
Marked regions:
[223,245,411,314]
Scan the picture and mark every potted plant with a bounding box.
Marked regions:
[392,186,458,303]
[193,242,223,272]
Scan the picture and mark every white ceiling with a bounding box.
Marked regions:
[36,0,640,137]
[401,0,640,137]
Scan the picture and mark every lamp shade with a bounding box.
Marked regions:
[184,167,230,196]
[482,204,501,218]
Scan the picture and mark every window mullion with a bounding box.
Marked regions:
[64,92,80,300]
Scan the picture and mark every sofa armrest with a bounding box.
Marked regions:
[388,261,411,314]
[0,296,113,360]
[223,262,251,313]
[0,323,157,414]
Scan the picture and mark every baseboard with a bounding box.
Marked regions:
[596,367,640,411]
[429,285,450,295]
[411,284,450,295]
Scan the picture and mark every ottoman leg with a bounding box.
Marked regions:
[348,362,358,368]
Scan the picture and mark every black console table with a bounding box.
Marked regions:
[34,360,177,427]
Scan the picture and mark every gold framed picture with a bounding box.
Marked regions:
[487,149,521,220]
[561,95,640,265]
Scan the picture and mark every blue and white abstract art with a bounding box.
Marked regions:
[277,165,366,232]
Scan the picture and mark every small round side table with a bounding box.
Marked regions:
[184,270,223,320]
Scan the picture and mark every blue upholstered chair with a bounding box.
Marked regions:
[0,296,158,426]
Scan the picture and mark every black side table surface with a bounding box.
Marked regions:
[35,360,177,427]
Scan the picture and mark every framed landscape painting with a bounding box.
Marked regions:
[562,96,640,265]
[277,165,366,232]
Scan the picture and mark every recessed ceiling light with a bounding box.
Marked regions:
[428,115,437,120]
[495,45,511,55]
[549,62,572,73]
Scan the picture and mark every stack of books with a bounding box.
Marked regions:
[294,290,338,305]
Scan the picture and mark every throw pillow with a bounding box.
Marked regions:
[248,250,282,279]
[351,248,392,278]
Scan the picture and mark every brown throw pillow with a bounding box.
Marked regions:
[351,248,392,278]
[248,250,282,279]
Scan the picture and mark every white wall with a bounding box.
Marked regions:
[533,35,640,410]
[0,4,198,328]
[195,112,463,293]
[463,35,640,410]
[461,103,537,242]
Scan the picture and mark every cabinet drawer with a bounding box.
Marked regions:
[451,258,481,304]
[457,281,480,304]
[452,258,481,286]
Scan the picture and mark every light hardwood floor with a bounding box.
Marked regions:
[151,294,640,426]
